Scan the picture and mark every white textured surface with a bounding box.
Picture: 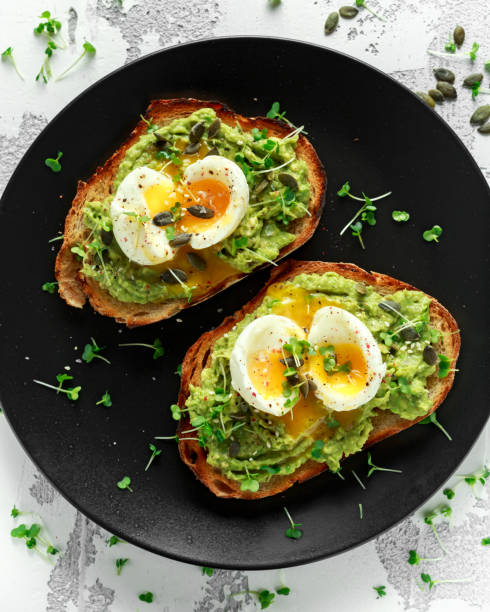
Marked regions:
[0,1,489,611]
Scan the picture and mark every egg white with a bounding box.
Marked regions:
[110,167,176,266]
[306,306,386,412]
[181,156,249,250]
[229,314,306,417]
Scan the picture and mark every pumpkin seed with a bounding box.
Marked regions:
[453,25,465,47]
[436,81,457,99]
[184,141,201,155]
[207,118,221,139]
[228,440,240,458]
[280,356,304,368]
[470,105,490,124]
[100,229,113,246]
[463,73,483,87]
[416,92,435,108]
[254,178,269,194]
[169,233,192,247]
[205,146,219,157]
[278,173,298,191]
[339,6,358,18]
[400,326,420,342]
[433,68,455,83]
[187,205,215,219]
[423,345,438,365]
[299,377,312,399]
[189,121,205,143]
[379,300,401,315]
[324,11,339,35]
[355,282,367,295]
[478,121,490,134]
[428,88,444,103]
[161,268,188,284]
[186,252,207,271]
[154,137,168,150]
[152,211,173,226]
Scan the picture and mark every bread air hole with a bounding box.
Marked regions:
[213,480,234,495]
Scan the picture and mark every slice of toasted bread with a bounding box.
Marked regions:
[55,99,326,327]
[177,260,460,499]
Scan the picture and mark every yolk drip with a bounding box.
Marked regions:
[277,396,330,438]
[307,343,368,397]
[247,348,285,399]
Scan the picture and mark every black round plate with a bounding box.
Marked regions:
[0,37,488,570]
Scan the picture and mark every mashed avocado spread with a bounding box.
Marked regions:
[77,108,311,304]
[184,272,441,488]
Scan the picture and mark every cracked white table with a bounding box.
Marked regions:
[0,1,489,611]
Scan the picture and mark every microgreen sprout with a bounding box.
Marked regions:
[48,233,64,243]
[45,152,63,173]
[11,505,21,518]
[10,521,59,562]
[367,452,402,477]
[437,354,455,378]
[117,476,133,493]
[118,338,164,359]
[351,470,366,490]
[82,337,111,364]
[408,549,442,565]
[202,566,214,576]
[33,375,81,401]
[373,585,386,598]
[359,503,363,519]
[145,443,162,471]
[175,363,182,376]
[311,439,325,459]
[34,11,66,84]
[428,41,479,62]
[355,0,386,22]
[115,558,128,575]
[240,466,260,492]
[268,0,282,7]
[138,592,154,603]
[392,210,410,222]
[283,506,302,539]
[96,391,112,407]
[424,506,451,554]
[419,572,472,591]
[123,211,151,224]
[443,488,455,500]
[140,114,157,133]
[106,535,123,546]
[266,101,294,127]
[419,411,452,441]
[482,538,490,546]
[55,41,96,81]
[423,225,443,242]
[1,47,24,80]
[42,281,58,294]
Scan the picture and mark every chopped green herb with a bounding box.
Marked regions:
[96,391,112,407]
[115,558,128,575]
[423,225,443,242]
[419,411,452,441]
[373,585,386,598]
[1,47,24,80]
[118,338,164,360]
[82,337,111,364]
[145,443,162,471]
[117,476,133,493]
[392,210,410,222]
[33,376,81,401]
[56,41,96,81]
[284,506,302,539]
[138,592,154,603]
[42,281,58,294]
[367,452,402,477]
[201,566,214,576]
[45,152,63,173]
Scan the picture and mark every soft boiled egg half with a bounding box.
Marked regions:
[110,156,249,266]
[229,307,385,417]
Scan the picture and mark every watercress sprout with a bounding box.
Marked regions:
[355,0,386,22]
[138,592,154,603]
[96,391,112,407]
[34,11,66,84]
[419,411,452,441]
[419,572,472,590]
[367,452,402,477]
[45,152,63,173]
[11,521,59,561]
[1,47,24,80]
[33,375,81,401]
[56,41,96,81]
[428,41,480,62]
[482,538,490,546]
[106,535,123,546]
[145,443,162,471]
[373,585,386,598]
[82,337,111,364]
[424,506,450,554]
[115,558,129,575]
[42,281,58,293]
[117,476,133,493]
[202,566,214,576]
[423,225,443,242]
[408,549,442,565]
[240,466,259,492]
[392,210,410,222]
[118,338,164,359]
[11,505,21,518]
[283,506,302,539]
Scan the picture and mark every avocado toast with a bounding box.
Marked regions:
[55,99,326,327]
[176,260,460,499]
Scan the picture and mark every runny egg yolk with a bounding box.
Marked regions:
[308,343,368,396]
[144,181,177,217]
[180,179,231,233]
[247,348,285,399]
